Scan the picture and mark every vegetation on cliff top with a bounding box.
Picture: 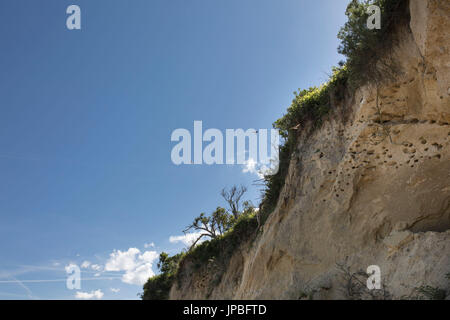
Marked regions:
[141,0,408,300]
[261,0,407,220]
[338,0,409,88]
[261,65,348,219]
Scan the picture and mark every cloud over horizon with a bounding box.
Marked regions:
[169,232,205,247]
[75,289,104,300]
[104,248,159,285]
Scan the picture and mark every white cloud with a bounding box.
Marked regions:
[75,289,104,300]
[110,288,120,293]
[242,157,279,179]
[144,242,155,248]
[104,248,159,286]
[169,232,205,247]
[122,263,154,285]
[91,264,102,271]
[242,157,257,173]
[242,158,264,179]
[64,263,79,273]
[104,248,140,272]
[80,261,91,269]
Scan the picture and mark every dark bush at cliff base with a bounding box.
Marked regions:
[141,213,258,300]
[141,252,185,300]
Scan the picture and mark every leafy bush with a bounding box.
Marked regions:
[178,211,258,272]
[183,186,254,249]
[338,0,408,88]
[141,196,258,300]
[183,207,235,249]
[141,252,185,300]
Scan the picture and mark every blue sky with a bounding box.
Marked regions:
[0,0,348,299]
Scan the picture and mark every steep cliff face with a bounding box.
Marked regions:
[171,0,450,299]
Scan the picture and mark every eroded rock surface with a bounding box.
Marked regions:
[171,0,450,299]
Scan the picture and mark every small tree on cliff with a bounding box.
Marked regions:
[183,207,234,249]
[183,185,254,250]
[221,185,247,218]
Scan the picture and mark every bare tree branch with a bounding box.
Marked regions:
[221,185,247,218]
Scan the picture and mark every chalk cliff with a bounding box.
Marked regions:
[170,0,450,299]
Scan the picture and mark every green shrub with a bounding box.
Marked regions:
[141,252,185,300]
[179,212,258,271]
[141,213,258,299]
[141,273,174,300]
[338,0,408,88]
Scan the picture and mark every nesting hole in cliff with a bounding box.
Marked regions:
[410,216,450,233]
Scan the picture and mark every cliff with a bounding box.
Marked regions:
[170,0,450,299]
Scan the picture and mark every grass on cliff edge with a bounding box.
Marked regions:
[179,211,259,270]
[260,65,349,222]
[141,0,408,300]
